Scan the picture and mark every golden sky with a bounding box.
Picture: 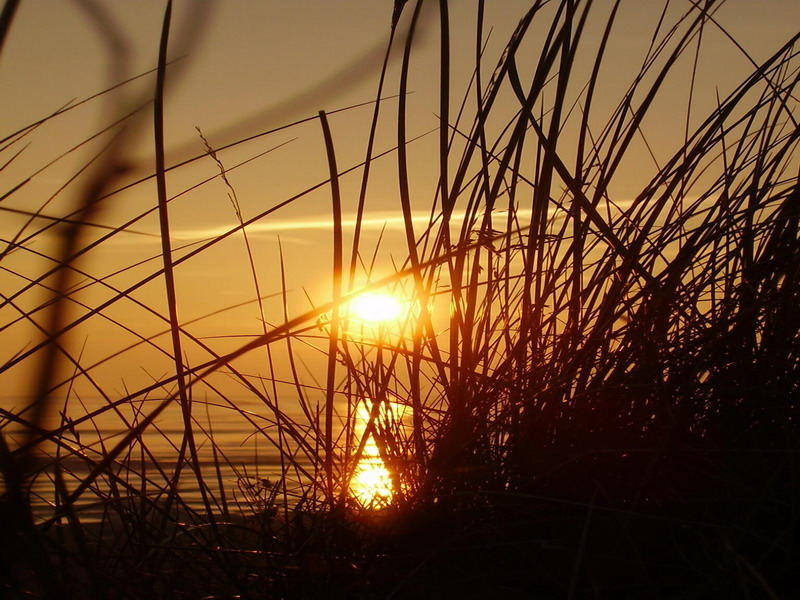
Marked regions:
[1,0,798,404]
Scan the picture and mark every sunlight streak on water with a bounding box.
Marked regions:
[349,401,410,508]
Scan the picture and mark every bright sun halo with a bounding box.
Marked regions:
[349,292,404,323]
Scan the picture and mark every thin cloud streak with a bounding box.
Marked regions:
[168,196,649,242]
[102,197,652,246]
[170,208,536,241]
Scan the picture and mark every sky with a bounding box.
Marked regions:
[1,0,799,405]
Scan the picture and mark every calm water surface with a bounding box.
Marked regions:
[3,395,316,522]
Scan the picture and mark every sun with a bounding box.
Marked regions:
[348,292,404,323]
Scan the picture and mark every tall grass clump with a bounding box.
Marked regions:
[1,0,799,597]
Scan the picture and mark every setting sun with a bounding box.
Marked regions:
[348,292,405,323]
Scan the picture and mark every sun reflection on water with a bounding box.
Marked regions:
[349,401,410,508]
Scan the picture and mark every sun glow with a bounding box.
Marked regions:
[348,292,404,323]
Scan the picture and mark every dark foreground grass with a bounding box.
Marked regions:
[2,0,800,598]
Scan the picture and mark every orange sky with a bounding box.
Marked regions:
[1,0,799,405]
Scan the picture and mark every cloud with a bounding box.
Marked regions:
[102,195,650,247]
[169,208,537,242]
